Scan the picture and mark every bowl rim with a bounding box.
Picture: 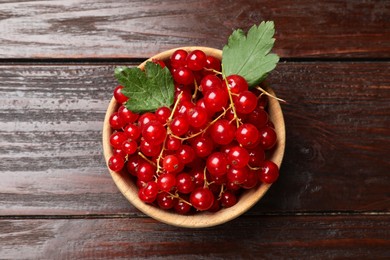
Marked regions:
[102,46,286,228]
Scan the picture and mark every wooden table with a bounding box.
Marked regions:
[1,0,389,258]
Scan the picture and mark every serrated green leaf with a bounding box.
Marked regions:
[222,21,279,87]
[114,62,175,113]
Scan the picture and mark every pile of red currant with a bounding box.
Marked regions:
[107,49,279,214]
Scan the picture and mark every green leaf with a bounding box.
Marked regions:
[114,62,175,113]
[222,21,279,87]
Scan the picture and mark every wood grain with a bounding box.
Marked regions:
[0,62,388,216]
[0,215,389,259]
[0,0,389,59]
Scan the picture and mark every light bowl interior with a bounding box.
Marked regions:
[102,47,286,228]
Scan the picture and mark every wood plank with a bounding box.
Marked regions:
[0,62,388,216]
[0,0,389,59]
[0,215,389,258]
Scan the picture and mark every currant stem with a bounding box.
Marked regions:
[156,92,183,173]
[191,79,198,102]
[222,75,241,128]
[138,152,157,167]
[167,191,192,206]
[256,86,286,103]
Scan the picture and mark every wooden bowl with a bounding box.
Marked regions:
[103,47,285,228]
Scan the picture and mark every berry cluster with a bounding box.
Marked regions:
[107,49,279,214]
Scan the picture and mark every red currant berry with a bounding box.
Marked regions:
[227,167,249,185]
[109,112,125,130]
[176,145,196,164]
[186,50,207,71]
[162,155,180,173]
[166,136,181,151]
[190,187,215,211]
[247,147,266,167]
[137,161,156,182]
[170,49,188,69]
[203,88,229,113]
[190,167,205,187]
[108,154,125,172]
[142,121,167,145]
[174,198,192,214]
[209,119,236,145]
[109,131,127,149]
[223,75,248,94]
[155,106,171,124]
[234,90,258,114]
[157,192,175,209]
[113,85,129,104]
[247,106,269,130]
[138,185,157,203]
[199,74,222,93]
[191,136,214,158]
[123,124,141,140]
[186,106,208,128]
[157,172,177,192]
[206,152,228,177]
[176,173,195,194]
[121,139,137,155]
[113,148,127,159]
[258,126,277,150]
[204,56,221,73]
[227,146,250,169]
[138,112,157,129]
[220,191,237,208]
[257,160,279,184]
[241,169,259,189]
[143,181,159,198]
[126,154,140,176]
[118,105,138,124]
[140,139,161,157]
[173,67,194,85]
[236,123,259,147]
[169,116,190,136]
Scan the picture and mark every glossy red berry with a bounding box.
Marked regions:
[234,90,258,114]
[123,124,141,140]
[186,106,208,128]
[137,161,156,182]
[209,119,236,145]
[172,67,194,85]
[220,191,237,208]
[157,173,177,192]
[109,132,127,149]
[186,50,207,71]
[113,85,129,104]
[257,160,279,184]
[176,145,196,164]
[190,187,215,211]
[204,56,221,73]
[138,112,157,129]
[206,152,228,177]
[223,75,248,94]
[109,112,125,130]
[236,123,259,147]
[157,192,175,209]
[258,126,277,150]
[142,121,167,145]
[162,155,180,173]
[203,88,228,113]
[199,74,222,93]
[108,154,125,172]
[170,49,188,69]
[227,146,250,169]
[155,106,171,124]
[191,136,214,158]
[169,116,190,136]
[118,105,138,124]
[176,173,196,194]
[121,140,137,155]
